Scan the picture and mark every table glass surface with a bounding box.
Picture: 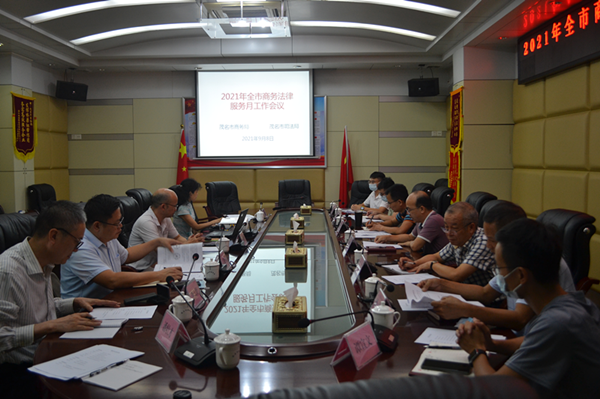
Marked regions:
[204,209,355,345]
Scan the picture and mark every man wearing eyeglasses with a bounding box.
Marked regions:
[0,201,119,398]
[61,194,185,299]
[399,202,495,286]
[129,188,203,271]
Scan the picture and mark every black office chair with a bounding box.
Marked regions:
[434,178,448,188]
[412,182,435,196]
[205,181,242,217]
[0,212,37,254]
[430,186,455,217]
[27,183,56,213]
[537,208,598,292]
[116,196,142,247]
[466,191,497,225]
[244,375,538,399]
[126,188,152,212]
[278,179,312,208]
[350,180,370,205]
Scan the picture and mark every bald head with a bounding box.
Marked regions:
[151,188,177,209]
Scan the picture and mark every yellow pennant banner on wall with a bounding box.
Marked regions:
[449,87,463,203]
[11,92,38,162]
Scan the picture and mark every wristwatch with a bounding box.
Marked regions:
[429,261,434,273]
[360,206,365,210]
[468,349,487,365]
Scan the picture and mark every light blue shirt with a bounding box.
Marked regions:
[61,229,129,299]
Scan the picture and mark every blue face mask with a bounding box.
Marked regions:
[381,196,388,204]
[497,268,522,299]
[369,183,377,191]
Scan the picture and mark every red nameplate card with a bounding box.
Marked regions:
[186,279,205,309]
[219,251,233,270]
[351,256,366,285]
[155,310,191,353]
[331,322,380,370]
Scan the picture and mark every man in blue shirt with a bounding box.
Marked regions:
[61,194,184,299]
[457,218,600,398]
[367,184,414,235]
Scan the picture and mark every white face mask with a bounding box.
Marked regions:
[369,183,377,191]
[497,268,522,299]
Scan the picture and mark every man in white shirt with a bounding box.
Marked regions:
[351,171,387,214]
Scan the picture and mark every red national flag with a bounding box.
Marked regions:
[338,127,354,208]
[177,128,189,184]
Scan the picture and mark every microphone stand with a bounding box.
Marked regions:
[167,276,216,367]
[182,253,200,294]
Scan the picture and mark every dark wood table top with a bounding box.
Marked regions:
[34,212,509,399]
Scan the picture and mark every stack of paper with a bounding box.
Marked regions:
[398,283,483,311]
[355,230,390,239]
[382,264,413,274]
[29,345,144,381]
[414,327,506,347]
[362,242,402,251]
[383,274,439,285]
[90,306,157,320]
[60,319,128,340]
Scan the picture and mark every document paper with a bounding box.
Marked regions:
[90,306,157,320]
[60,319,128,339]
[82,360,162,391]
[156,242,204,272]
[415,327,506,348]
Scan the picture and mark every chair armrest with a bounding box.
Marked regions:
[576,276,600,294]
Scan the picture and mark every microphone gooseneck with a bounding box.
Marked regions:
[298,310,374,329]
[167,275,210,346]
[183,253,200,293]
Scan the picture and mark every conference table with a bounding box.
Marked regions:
[34,208,509,399]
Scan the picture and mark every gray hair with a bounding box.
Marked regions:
[445,202,478,226]
[33,200,86,238]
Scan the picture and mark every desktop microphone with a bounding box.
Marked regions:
[375,279,395,293]
[182,253,200,294]
[167,276,216,367]
[298,310,374,329]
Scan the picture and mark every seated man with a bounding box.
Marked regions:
[400,202,495,286]
[456,218,600,398]
[0,201,118,398]
[351,171,387,214]
[418,201,575,332]
[61,194,185,299]
[367,184,414,235]
[129,188,203,271]
[375,191,448,256]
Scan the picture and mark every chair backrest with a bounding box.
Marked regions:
[537,208,596,284]
[412,182,435,196]
[244,375,538,399]
[0,212,37,254]
[116,196,142,247]
[27,183,57,213]
[430,186,455,217]
[434,178,448,188]
[205,181,242,216]
[350,180,371,205]
[278,179,312,208]
[126,188,152,212]
[465,191,498,225]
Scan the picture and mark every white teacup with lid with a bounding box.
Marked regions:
[364,273,380,299]
[214,329,241,370]
[371,301,401,329]
[204,260,220,281]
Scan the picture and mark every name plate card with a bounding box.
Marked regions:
[330,322,380,370]
[186,279,205,310]
[220,251,233,270]
[239,231,248,246]
[342,233,355,258]
[350,256,366,285]
[155,310,191,353]
[371,288,392,310]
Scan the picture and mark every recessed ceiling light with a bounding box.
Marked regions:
[71,22,207,45]
[291,21,435,41]
[324,0,460,18]
[25,0,196,24]
[0,43,4,47]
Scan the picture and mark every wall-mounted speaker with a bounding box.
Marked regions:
[408,78,439,97]
[55,80,88,101]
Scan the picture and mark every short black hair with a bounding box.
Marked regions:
[84,194,121,228]
[496,218,562,284]
[370,171,385,180]
[385,184,409,203]
[414,191,433,210]
[175,178,202,206]
[377,177,395,191]
[483,201,527,230]
[33,200,86,238]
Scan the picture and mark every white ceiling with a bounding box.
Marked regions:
[0,0,584,72]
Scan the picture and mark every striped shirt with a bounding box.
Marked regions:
[0,238,74,365]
